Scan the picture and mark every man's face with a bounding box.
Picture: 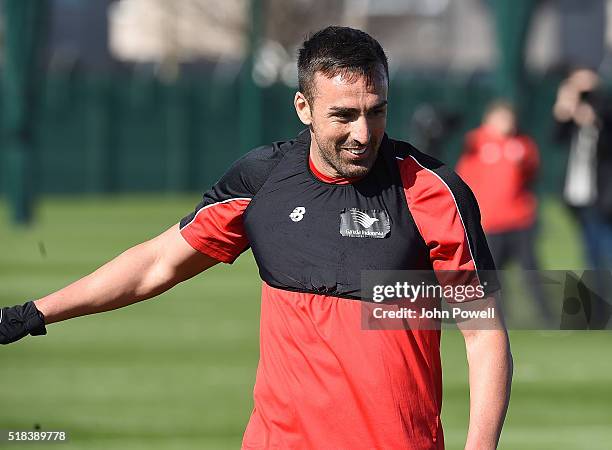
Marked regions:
[485,108,516,137]
[295,69,388,178]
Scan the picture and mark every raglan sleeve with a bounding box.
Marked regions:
[179,146,274,264]
[400,155,500,299]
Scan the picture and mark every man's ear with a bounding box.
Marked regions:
[294,91,312,126]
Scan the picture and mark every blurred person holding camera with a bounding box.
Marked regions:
[553,68,612,328]
[554,68,612,269]
[457,100,553,325]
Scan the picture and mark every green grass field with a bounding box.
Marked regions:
[1,196,611,449]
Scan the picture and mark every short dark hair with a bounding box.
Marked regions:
[297,26,389,102]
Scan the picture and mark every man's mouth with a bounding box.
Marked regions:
[342,147,367,156]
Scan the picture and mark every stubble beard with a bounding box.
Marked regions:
[311,128,379,178]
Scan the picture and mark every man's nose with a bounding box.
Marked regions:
[351,116,371,145]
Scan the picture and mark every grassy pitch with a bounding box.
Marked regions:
[1,196,610,449]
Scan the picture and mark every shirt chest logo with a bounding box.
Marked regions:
[340,208,391,238]
[289,206,306,222]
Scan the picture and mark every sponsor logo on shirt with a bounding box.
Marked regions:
[340,208,391,238]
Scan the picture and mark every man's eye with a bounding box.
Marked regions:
[334,113,353,121]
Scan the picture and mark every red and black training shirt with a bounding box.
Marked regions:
[179,129,498,450]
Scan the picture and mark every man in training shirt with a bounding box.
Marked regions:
[1,26,512,450]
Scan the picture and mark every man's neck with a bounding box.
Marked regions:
[308,144,362,185]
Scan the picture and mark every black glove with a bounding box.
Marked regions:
[0,301,47,345]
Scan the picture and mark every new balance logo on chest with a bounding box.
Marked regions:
[340,208,391,238]
[289,207,306,222]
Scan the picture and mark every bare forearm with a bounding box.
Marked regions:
[32,225,219,325]
[464,330,513,450]
[34,242,174,324]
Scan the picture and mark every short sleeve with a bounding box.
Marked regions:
[179,144,287,263]
[398,149,500,298]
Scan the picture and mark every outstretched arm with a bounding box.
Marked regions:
[34,224,218,324]
[1,224,219,344]
[4,144,263,343]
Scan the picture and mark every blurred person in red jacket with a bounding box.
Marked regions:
[457,100,553,324]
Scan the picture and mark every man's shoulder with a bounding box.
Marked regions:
[386,136,445,171]
[238,141,290,168]
[238,130,306,168]
[464,127,484,145]
[223,133,302,195]
[389,136,473,201]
